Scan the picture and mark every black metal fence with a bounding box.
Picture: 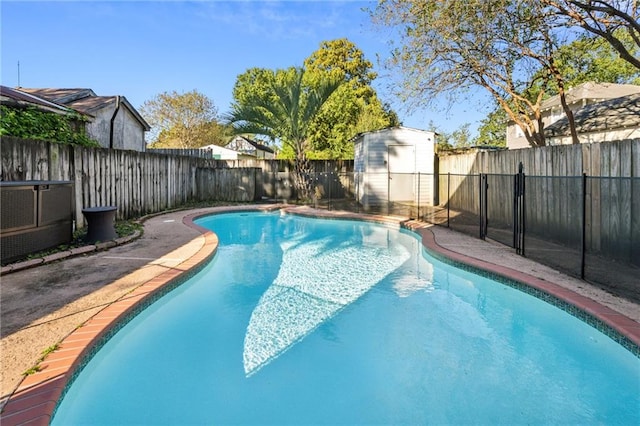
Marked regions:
[256,168,639,303]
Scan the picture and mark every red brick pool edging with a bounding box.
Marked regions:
[1,206,638,425]
[0,211,223,425]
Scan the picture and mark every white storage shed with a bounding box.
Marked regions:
[353,126,436,207]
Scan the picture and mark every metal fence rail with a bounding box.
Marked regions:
[266,167,638,303]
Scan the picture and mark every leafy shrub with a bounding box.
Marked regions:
[0,105,100,147]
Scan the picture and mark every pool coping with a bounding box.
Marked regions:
[1,205,638,425]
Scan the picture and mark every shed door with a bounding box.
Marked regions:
[388,145,415,202]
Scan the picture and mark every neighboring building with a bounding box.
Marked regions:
[507,82,640,149]
[544,93,640,145]
[18,88,150,152]
[148,144,256,160]
[225,135,276,159]
[199,143,252,160]
[1,85,91,140]
[353,126,436,206]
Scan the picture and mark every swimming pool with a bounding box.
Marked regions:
[51,211,640,424]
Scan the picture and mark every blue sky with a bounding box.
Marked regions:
[1,0,491,137]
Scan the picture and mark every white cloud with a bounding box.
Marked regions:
[195,0,356,41]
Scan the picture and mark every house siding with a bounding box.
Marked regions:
[119,106,146,151]
[86,107,112,149]
[85,105,145,151]
[548,128,640,145]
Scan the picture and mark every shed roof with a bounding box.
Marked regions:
[352,126,433,142]
[544,93,640,136]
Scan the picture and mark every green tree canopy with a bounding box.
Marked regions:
[533,29,640,94]
[372,0,640,147]
[474,29,639,148]
[428,120,474,151]
[303,38,399,159]
[474,108,508,147]
[371,0,569,147]
[231,39,399,160]
[226,67,341,199]
[141,89,229,148]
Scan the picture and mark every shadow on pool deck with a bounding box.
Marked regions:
[1,205,639,424]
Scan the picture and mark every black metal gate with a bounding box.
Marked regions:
[478,163,526,255]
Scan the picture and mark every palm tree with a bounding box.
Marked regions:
[226,67,341,200]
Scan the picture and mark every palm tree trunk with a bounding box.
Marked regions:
[293,140,313,201]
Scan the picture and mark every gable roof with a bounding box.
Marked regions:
[19,88,96,105]
[0,85,76,115]
[17,88,150,131]
[229,135,275,154]
[544,93,640,136]
[541,82,640,111]
[245,137,274,154]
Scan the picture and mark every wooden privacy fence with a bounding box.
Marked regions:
[0,137,260,227]
[438,139,639,177]
[0,137,356,227]
[434,139,639,268]
[196,168,257,202]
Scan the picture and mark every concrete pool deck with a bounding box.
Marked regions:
[1,205,639,425]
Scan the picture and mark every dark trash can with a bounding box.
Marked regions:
[82,206,118,243]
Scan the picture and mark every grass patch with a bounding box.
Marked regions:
[23,365,41,376]
[115,220,143,238]
[22,344,60,375]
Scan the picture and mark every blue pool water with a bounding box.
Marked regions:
[52,211,640,424]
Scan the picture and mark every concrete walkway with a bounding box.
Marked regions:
[1,205,639,424]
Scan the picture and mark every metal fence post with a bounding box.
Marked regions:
[521,172,526,256]
[513,172,518,249]
[581,172,587,279]
[328,172,333,211]
[417,172,421,220]
[479,173,486,240]
[447,172,450,227]
[514,163,526,256]
[274,170,278,204]
[484,174,489,239]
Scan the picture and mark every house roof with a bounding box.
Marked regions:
[0,85,76,115]
[19,88,97,105]
[230,136,275,154]
[18,88,150,131]
[544,93,640,136]
[540,82,640,111]
[245,137,274,154]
